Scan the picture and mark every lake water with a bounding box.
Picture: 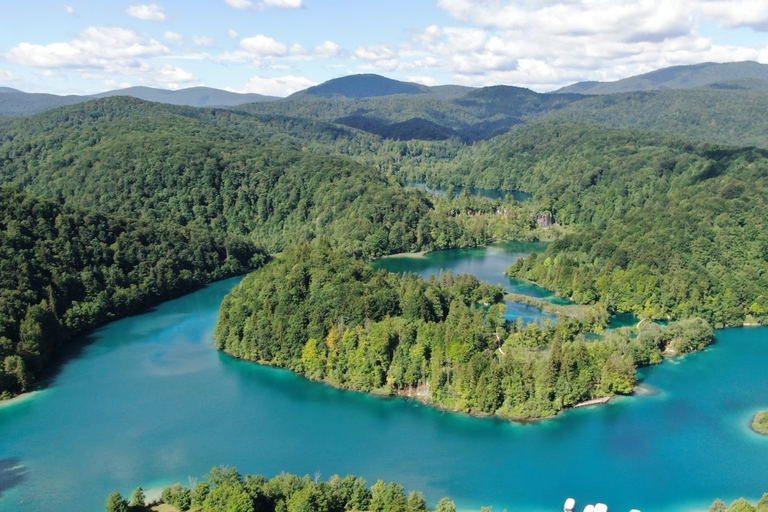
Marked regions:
[404,181,533,203]
[1,246,767,512]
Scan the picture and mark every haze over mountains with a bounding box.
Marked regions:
[0,86,277,117]
[3,61,768,148]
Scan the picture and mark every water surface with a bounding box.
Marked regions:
[1,252,767,512]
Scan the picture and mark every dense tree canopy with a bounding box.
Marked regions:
[406,122,768,327]
[109,466,456,512]
[0,187,265,396]
[216,243,710,419]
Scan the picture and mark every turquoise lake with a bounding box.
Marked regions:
[1,243,767,512]
[403,181,533,204]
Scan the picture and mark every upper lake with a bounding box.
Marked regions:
[1,243,767,512]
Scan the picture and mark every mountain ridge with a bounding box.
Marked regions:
[555,61,768,95]
[0,85,278,117]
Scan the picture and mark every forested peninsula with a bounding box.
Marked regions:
[216,243,712,419]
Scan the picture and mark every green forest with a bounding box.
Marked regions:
[2,94,760,405]
[216,243,712,419]
[0,187,265,396]
[402,121,768,327]
[105,467,458,512]
[0,96,548,398]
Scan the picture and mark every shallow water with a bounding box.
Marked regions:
[1,249,767,512]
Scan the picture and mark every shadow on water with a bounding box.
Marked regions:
[0,458,27,499]
[32,332,102,392]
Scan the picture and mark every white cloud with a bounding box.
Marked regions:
[239,74,315,96]
[700,1,768,31]
[224,0,253,8]
[152,64,196,88]
[5,27,169,69]
[223,0,303,9]
[64,5,75,14]
[127,3,167,22]
[227,29,239,39]
[2,27,195,91]
[193,36,215,47]
[164,31,183,41]
[354,44,397,62]
[315,41,342,59]
[241,35,288,56]
[82,63,196,90]
[406,75,437,86]
[383,0,768,90]
[263,0,304,7]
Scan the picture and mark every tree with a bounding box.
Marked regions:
[105,492,129,512]
[406,491,428,512]
[728,498,756,512]
[435,497,456,512]
[203,485,254,512]
[130,487,145,508]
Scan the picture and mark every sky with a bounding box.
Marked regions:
[2,0,768,97]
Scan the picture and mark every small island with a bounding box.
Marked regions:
[752,411,768,436]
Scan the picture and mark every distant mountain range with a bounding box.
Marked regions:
[555,60,768,95]
[5,61,768,148]
[0,85,278,117]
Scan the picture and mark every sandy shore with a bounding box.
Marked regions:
[0,390,41,409]
[377,250,429,259]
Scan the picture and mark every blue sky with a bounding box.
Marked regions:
[2,0,768,96]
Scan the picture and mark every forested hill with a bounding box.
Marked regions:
[240,87,581,142]
[0,96,474,258]
[556,61,768,95]
[410,122,768,326]
[0,187,265,397]
[545,86,768,149]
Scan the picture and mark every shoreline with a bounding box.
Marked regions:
[751,411,768,436]
[0,390,41,409]
[377,250,429,259]
[224,351,623,423]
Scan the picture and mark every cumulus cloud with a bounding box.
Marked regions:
[702,0,768,31]
[164,31,183,41]
[83,63,196,89]
[127,3,167,21]
[193,36,215,47]
[263,0,303,7]
[406,75,437,86]
[6,27,168,68]
[241,35,288,56]
[390,0,768,89]
[224,0,254,8]
[64,5,75,14]
[152,64,196,87]
[314,41,342,59]
[3,27,196,90]
[223,0,303,9]
[239,74,315,96]
[227,29,239,39]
